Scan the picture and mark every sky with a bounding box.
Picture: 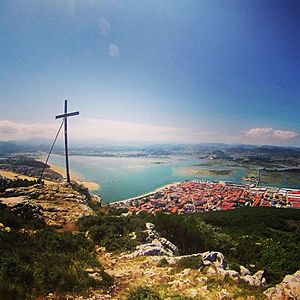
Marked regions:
[0,0,299,146]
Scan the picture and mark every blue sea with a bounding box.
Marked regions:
[49,154,250,203]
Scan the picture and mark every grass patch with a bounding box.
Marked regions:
[175,256,203,271]
[127,286,161,300]
[0,208,113,299]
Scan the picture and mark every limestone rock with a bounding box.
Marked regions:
[0,182,95,227]
[264,270,300,300]
[219,269,240,280]
[240,265,251,276]
[242,270,266,287]
[128,240,175,257]
[127,223,179,258]
[146,222,155,230]
[201,251,227,270]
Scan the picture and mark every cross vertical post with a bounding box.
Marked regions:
[64,100,70,183]
[55,100,79,183]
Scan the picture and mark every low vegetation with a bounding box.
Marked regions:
[77,213,149,252]
[175,256,204,271]
[1,197,299,299]
[0,205,112,300]
[127,286,161,300]
[77,206,300,286]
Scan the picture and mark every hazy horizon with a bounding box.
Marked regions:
[0,1,299,146]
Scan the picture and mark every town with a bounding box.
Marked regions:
[112,180,300,214]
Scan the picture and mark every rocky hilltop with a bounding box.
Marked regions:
[0,180,101,228]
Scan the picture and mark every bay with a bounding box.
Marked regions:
[49,154,248,203]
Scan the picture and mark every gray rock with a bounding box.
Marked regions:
[242,270,265,287]
[219,269,240,280]
[201,251,227,270]
[146,222,155,230]
[264,270,300,299]
[240,265,251,276]
[127,223,179,258]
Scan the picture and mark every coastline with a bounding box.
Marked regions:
[0,169,54,185]
[48,163,100,191]
[36,157,101,191]
[110,181,181,204]
[0,169,39,181]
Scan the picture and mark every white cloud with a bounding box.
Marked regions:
[246,127,298,140]
[108,44,120,57]
[71,118,198,143]
[0,118,218,144]
[0,119,298,146]
[98,17,111,36]
[0,120,57,141]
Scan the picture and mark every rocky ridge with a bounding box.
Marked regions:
[126,223,267,287]
[0,180,101,227]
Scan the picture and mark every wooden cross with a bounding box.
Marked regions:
[55,100,79,183]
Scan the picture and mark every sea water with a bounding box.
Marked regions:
[49,154,248,203]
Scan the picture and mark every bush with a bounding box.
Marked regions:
[151,213,236,255]
[0,229,109,299]
[77,214,147,252]
[157,257,169,267]
[0,203,45,230]
[127,286,161,300]
[171,296,195,300]
[175,256,203,270]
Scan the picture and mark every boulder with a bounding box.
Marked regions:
[201,251,227,270]
[129,240,176,257]
[127,223,179,258]
[219,269,240,280]
[264,270,300,300]
[146,222,155,230]
[242,270,266,287]
[240,265,251,276]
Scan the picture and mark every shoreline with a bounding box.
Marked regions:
[36,157,101,191]
[110,181,181,204]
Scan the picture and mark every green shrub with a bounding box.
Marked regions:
[0,281,26,300]
[157,257,169,267]
[206,277,223,291]
[228,261,241,273]
[175,256,203,270]
[0,203,45,230]
[127,286,161,300]
[171,296,195,300]
[77,214,146,252]
[151,213,236,255]
[0,229,110,299]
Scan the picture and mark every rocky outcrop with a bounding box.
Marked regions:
[0,182,96,227]
[201,251,227,270]
[127,222,179,258]
[127,224,266,287]
[264,270,300,299]
[243,270,266,287]
[200,252,265,286]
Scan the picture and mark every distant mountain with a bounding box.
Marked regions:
[0,140,299,156]
[0,141,62,154]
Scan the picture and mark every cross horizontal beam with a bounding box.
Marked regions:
[55,111,79,119]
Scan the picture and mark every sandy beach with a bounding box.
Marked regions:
[45,161,100,191]
[110,181,181,204]
[0,169,55,185]
[0,169,38,181]
[0,165,100,191]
